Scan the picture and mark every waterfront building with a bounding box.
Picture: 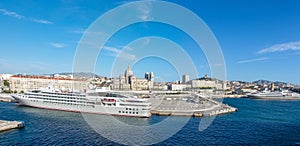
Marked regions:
[170,84,191,91]
[9,75,88,92]
[152,82,168,91]
[241,88,258,94]
[190,74,225,90]
[0,74,13,80]
[271,83,275,91]
[53,73,73,79]
[190,80,224,90]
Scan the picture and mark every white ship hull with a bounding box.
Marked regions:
[247,94,300,100]
[12,94,151,118]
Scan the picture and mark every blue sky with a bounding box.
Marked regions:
[0,0,300,84]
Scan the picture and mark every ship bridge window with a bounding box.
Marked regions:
[32,90,41,93]
[106,93,117,97]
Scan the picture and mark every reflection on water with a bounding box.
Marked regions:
[82,112,190,145]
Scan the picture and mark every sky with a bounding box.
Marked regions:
[0,0,300,84]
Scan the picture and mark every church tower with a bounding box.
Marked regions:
[125,65,133,84]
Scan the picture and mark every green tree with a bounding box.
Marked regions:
[3,80,9,87]
[4,90,11,94]
[14,90,17,94]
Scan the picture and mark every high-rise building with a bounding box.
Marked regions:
[150,72,154,82]
[182,74,190,84]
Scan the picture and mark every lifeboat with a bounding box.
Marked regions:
[102,98,116,104]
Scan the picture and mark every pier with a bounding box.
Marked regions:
[149,93,237,117]
[0,120,24,132]
[0,94,13,102]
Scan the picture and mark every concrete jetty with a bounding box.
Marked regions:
[0,94,13,102]
[0,120,24,132]
[149,93,237,117]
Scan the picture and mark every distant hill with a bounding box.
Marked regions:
[54,72,102,79]
[252,80,290,85]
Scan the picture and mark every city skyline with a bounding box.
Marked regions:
[1,0,300,84]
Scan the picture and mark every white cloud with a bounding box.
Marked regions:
[0,8,24,19]
[69,28,108,36]
[136,1,153,20]
[30,18,53,24]
[0,8,53,24]
[102,46,136,60]
[69,29,86,34]
[103,46,121,53]
[258,41,300,54]
[49,42,67,48]
[237,57,269,64]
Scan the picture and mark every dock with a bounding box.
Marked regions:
[0,120,24,132]
[149,93,237,117]
[0,94,13,102]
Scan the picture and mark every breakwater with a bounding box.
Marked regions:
[0,120,24,132]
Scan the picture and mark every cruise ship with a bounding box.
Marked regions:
[247,90,300,100]
[11,87,151,118]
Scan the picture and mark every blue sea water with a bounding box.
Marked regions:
[0,98,299,145]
